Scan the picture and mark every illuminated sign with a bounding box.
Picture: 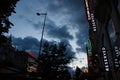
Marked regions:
[91,13,97,32]
[114,46,119,69]
[87,39,92,66]
[102,47,110,72]
[84,0,97,32]
[87,39,92,56]
[85,0,91,20]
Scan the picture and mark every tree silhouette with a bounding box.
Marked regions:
[0,0,19,44]
[0,0,29,72]
[74,67,84,80]
[38,42,73,80]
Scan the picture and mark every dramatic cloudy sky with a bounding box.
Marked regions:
[9,0,89,68]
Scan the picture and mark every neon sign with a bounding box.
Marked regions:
[102,47,110,72]
[114,46,119,69]
[87,39,92,66]
[85,0,91,20]
[84,0,97,32]
[91,13,97,32]
[87,39,92,56]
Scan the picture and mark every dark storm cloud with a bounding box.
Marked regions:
[16,0,88,53]
[12,36,75,57]
[12,36,39,56]
[26,17,73,40]
[46,0,88,53]
[65,0,88,53]
[12,36,57,57]
[39,0,88,51]
[26,19,42,30]
[47,25,73,40]
[76,33,88,52]
[42,0,88,53]
[25,17,54,30]
[45,0,85,25]
[46,0,83,14]
[75,21,89,53]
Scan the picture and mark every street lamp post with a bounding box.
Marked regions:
[36,12,47,57]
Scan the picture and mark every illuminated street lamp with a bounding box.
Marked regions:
[36,12,47,57]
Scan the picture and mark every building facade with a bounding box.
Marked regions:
[84,0,120,80]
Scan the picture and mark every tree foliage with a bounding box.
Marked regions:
[0,0,19,44]
[0,0,29,72]
[38,42,73,80]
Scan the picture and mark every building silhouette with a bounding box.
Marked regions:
[84,0,120,80]
[0,37,38,73]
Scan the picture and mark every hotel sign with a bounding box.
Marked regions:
[102,47,110,72]
[84,0,97,32]
[114,46,120,70]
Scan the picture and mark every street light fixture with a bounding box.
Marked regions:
[36,12,47,57]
